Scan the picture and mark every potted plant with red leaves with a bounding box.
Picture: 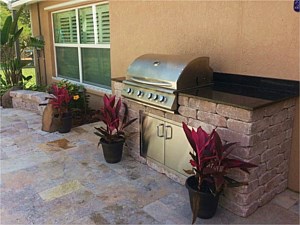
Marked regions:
[48,84,73,133]
[182,122,257,223]
[94,94,137,163]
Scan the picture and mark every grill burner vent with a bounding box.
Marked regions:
[122,54,213,112]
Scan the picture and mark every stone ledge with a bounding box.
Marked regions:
[10,90,51,115]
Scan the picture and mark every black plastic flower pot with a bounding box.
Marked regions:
[185,176,219,219]
[100,139,125,163]
[58,112,72,133]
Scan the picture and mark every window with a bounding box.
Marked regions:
[52,3,111,88]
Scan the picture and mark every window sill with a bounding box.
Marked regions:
[52,77,112,96]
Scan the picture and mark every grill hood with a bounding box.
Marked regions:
[126,54,213,90]
[122,53,213,112]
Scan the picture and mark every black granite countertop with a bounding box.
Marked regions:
[179,73,299,110]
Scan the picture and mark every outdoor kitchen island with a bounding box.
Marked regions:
[112,74,298,218]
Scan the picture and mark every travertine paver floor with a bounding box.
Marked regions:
[0,108,299,224]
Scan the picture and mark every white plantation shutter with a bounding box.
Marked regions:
[79,7,95,44]
[71,15,77,42]
[97,4,110,44]
[53,10,77,43]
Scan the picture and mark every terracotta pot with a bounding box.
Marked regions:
[185,176,219,219]
[100,139,125,163]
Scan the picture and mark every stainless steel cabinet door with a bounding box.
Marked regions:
[164,123,193,176]
[141,115,165,164]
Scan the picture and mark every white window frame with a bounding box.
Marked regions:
[51,1,110,89]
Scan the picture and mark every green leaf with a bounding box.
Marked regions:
[94,132,103,137]
[10,4,25,35]
[28,37,45,49]
[1,16,12,45]
[23,75,32,81]
[12,27,23,43]
[0,77,7,86]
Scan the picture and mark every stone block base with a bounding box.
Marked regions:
[10,90,51,115]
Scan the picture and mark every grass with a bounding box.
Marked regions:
[22,68,36,87]
[0,67,36,88]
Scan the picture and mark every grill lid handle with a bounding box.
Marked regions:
[130,77,172,87]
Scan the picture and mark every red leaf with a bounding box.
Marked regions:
[213,174,225,192]
[182,122,196,152]
[222,158,257,170]
[190,160,198,168]
[115,98,122,117]
[212,130,222,160]
[222,142,237,159]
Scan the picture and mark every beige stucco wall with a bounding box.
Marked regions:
[110,0,299,80]
[29,0,299,191]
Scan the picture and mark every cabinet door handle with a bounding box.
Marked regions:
[165,125,173,140]
[157,124,164,137]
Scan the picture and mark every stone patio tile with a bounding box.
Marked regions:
[144,200,190,224]
[0,208,30,224]
[1,186,43,218]
[18,160,69,192]
[191,202,299,225]
[0,136,15,147]
[159,192,191,219]
[0,150,8,160]
[1,151,51,174]
[105,155,149,179]
[67,144,105,165]
[1,108,299,224]
[71,215,98,224]
[2,144,41,159]
[34,191,106,224]
[1,169,35,191]
[129,174,186,208]
[289,201,299,215]
[101,199,159,224]
[38,180,84,201]
[271,189,300,209]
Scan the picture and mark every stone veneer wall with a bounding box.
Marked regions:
[113,80,296,217]
[10,90,50,115]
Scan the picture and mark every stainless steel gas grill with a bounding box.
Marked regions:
[122,54,213,112]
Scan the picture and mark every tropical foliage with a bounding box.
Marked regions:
[94,94,137,144]
[0,4,44,87]
[47,84,72,116]
[183,122,257,193]
[182,122,257,223]
[56,79,89,112]
[0,3,31,43]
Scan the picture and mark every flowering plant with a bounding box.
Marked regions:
[94,94,137,144]
[182,122,257,194]
[48,84,72,116]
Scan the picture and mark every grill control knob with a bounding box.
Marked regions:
[153,94,158,100]
[137,90,143,97]
[158,95,165,102]
[147,93,153,99]
[126,88,133,94]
